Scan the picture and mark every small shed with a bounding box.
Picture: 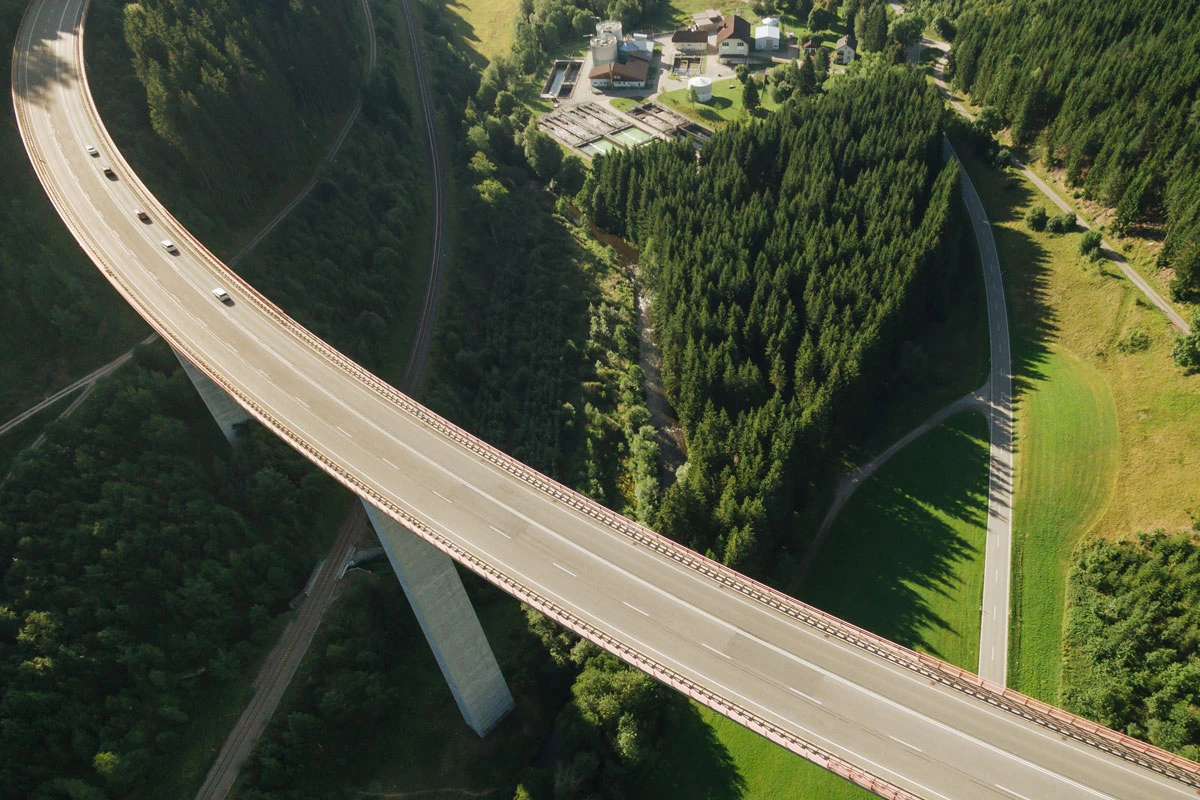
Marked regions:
[688,75,713,102]
[755,24,780,50]
[691,8,724,30]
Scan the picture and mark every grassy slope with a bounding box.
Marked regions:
[443,0,519,64]
[1008,348,1118,700]
[955,149,1200,703]
[659,78,781,125]
[641,704,869,800]
[1024,160,1192,322]
[641,411,989,800]
[802,411,991,669]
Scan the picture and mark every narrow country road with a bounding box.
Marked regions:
[807,48,1017,685]
[798,388,987,585]
[397,0,448,390]
[945,137,1015,687]
[195,0,451,794]
[191,0,393,797]
[193,505,362,800]
[927,42,1188,334]
[20,0,1200,790]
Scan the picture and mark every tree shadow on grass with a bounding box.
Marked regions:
[799,417,990,660]
[637,701,747,800]
[441,0,488,71]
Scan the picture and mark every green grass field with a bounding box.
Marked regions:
[443,0,519,63]
[802,411,991,669]
[954,148,1200,704]
[659,77,781,125]
[638,703,873,800]
[1006,347,1118,702]
[643,411,989,798]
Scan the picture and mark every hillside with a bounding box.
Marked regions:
[949,0,1200,299]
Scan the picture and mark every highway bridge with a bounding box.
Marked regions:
[12,0,1200,796]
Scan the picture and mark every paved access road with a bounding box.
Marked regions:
[13,0,1200,796]
[945,140,1015,688]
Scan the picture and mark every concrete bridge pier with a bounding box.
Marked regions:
[363,501,515,736]
[173,349,252,442]
[173,347,513,735]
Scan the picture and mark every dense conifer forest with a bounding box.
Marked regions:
[0,0,145,418]
[948,0,1200,299]
[86,0,365,243]
[584,69,961,574]
[0,346,334,798]
[1064,532,1200,760]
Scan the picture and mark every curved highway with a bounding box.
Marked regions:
[12,0,1200,797]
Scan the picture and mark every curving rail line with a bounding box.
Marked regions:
[11,0,1200,797]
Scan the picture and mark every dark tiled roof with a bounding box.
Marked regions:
[716,15,751,45]
[589,57,649,82]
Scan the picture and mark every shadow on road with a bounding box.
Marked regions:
[952,141,1057,407]
[12,23,78,109]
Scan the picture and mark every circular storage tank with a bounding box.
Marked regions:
[591,34,618,66]
[597,20,623,39]
[761,16,780,27]
[688,76,713,103]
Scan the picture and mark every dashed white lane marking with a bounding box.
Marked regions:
[432,490,451,503]
[701,642,731,660]
[488,524,511,539]
[622,601,649,617]
[890,735,923,753]
[381,457,397,469]
[996,786,1033,800]
[335,425,351,437]
[553,562,576,578]
[788,686,823,706]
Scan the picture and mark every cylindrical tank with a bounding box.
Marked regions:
[596,20,623,39]
[688,76,713,103]
[590,34,618,66]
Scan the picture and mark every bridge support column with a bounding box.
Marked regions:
[362,500,514,736]
[173,349,252,443]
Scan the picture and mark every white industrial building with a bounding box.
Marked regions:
[754,18,781,51]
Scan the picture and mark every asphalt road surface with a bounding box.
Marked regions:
[945,140,1015,688]
[13,0,1200,796]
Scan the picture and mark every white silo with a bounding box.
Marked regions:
[688,76,713,103]
[596,19,623,39]
[590,34,619,66]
